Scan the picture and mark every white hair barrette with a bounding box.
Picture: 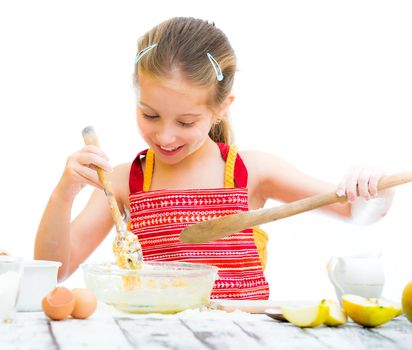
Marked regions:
[135,43,157,64]
[207,53,224,82]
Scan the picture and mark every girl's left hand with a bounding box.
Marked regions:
[336,165,388,202]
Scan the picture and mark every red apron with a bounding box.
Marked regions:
[129,143,270,299]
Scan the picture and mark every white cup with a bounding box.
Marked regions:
[0,256,23,323]
[17,260,61,311]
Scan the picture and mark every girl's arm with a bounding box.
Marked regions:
[35,186,114,281]
[241,150,392,221]
[34,146,127,281]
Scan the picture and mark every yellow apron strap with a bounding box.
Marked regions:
[224,145,268,270]
[253,226,268,270]
[143,148,154,192]
[224,145,238,188]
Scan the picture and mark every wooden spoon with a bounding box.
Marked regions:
[179,172,412,243]
[82,126,142,268]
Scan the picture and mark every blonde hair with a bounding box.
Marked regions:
[133,17,237,144]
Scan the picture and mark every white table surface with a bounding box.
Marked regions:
[1,302,412,350]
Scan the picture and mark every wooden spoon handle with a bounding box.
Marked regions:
[245,172,412,227]
[81,126,125,233]
[180,172,412,243]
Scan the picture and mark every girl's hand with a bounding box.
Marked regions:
[336,165,388,202]
[58,145,113,199]
[336,165,395,225]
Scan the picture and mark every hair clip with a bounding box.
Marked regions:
[135,43,157,65]
[207,53,224,82]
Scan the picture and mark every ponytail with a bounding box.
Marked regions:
[208,114,233,144]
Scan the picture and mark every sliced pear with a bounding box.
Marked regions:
[281,300,328,328]
[324,300,347,326]
[342,294,401,327]
[370,297,404,317]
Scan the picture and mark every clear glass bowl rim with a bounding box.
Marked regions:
[81,261,218,278]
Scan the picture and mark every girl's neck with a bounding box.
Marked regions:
[149,138,225,190]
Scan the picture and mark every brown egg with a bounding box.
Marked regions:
[71,288,97,319]
[42,287,75,320]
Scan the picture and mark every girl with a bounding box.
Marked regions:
[35,17,394,300]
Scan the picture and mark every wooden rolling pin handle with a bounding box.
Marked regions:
[81,126,125,232]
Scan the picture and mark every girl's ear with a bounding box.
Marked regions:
[215,94,235,120]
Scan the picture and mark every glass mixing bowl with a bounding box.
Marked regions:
[82,261,218,314]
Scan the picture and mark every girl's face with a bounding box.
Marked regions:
[136,71,221,165]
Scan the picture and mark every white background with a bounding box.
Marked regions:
[0,0,411,302]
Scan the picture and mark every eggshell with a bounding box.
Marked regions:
[42,287,75,320]
[71,288,97,319]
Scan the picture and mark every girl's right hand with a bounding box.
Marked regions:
[58,145,113,200]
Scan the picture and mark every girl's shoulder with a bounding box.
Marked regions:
[238,149,281,175]
[111,162,133,207]
[113,162,132,178]
[237,150,278,206]
[238,149,295,197]
[239,149,293,167]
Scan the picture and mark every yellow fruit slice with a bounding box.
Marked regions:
[402,281,412,322]
[370,297,403,317]
[281,300,328,328]
[324,300,347,326]
[342,294,401,327]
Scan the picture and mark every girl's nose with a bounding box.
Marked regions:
[155,126,177,145]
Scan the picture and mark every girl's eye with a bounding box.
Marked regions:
[142,112,194,127]
[178,121,195,127]
[142,113,159,120]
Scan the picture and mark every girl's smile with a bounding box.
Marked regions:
[156,144,184,156]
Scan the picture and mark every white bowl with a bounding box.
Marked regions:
[16,260,61,311]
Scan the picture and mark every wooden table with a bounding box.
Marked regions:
[1,303,412,350]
